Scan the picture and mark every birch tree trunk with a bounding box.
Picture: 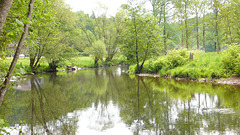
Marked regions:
[0,0,13,35]
[0,0,35,106]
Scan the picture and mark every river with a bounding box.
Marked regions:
[0,66,240,135]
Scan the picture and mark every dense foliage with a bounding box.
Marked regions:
[130,47,240,79]
[129,49,189,73]
[0,0,240,106]
[222,44,240,76]
[1,0,240,73]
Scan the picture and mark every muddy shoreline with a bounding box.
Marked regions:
[136,73,240,86]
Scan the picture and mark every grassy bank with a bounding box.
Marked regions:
[129,45,240,80]
[0,56,126,78]
[167,52,228,80]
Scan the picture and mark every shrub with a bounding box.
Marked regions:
[166,49,189,69]
[142,60,156,73]
[139,49,190,74]
[0,61,8,78]
[222,43,240,72]
[105,61,113,66]
[129,49,233,79]
[129,64,137,73]
[235,56,240,77]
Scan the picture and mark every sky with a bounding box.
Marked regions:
[64,0,128,16]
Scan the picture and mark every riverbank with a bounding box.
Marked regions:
[135,73,240,85]
[0,56,126,78]
[130,48,240,86]
[1,66,240,135]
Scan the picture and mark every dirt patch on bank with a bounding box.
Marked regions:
[136,73,160,78]
[136,73,240,86]
[217,76,240,85]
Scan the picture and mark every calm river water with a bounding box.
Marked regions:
[0,67,240,135]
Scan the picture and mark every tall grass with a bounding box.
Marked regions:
[64,56,95,68]
[168,52,229,80]
[129,49,232,80]
[129,49,190,74]
[0,56,127,77]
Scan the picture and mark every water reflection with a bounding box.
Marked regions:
[0,67,240,135]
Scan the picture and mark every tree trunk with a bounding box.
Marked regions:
[105,55,113,63]
[203,23,206,52]
[134,17,140,73]
[214,42,217,52]
[139,42,150,73]
[216,11,220,53]
[196,10,199,50]
[30,55,42,73]
[30,55,36,70]
[0,0,35,106]
[0,0,13,35]
[214,0,220,53]
[184,1,188,49]
[181,28,184,48]
[49,60,58,71]
[203,12,206,52]
[227,14,233,43]
[163,2,167,54]
[94,57,99,67]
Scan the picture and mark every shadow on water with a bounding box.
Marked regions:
[0,66,240,134]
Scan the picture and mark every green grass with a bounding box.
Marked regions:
[63,56,95,68]
[61,55,126,69]
[168,52,229,80]
[0,57,48,77]
[0,55,127,77]
[129,50,232,80]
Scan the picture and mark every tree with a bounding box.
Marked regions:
[0,0,29,58]
[88,40,107,66]
[43,0,77,71]
[219,0,240,45]
[27,0,57,72]
[0,0,35,106]
[192,0,201,50]
[212,0,221,53]
[149,0,173,54]
[78,9,126,64]
[121,1,162,73]
[183,0,190,49]
[173,0,192,49]
[104,10,126,62]
[0,0,13,36]
[202,0,207,52]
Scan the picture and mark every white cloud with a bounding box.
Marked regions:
[64,0,128,16]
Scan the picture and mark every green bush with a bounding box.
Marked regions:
[169,67,201,80]
[105,61,113,66]
[142,60,156,73]
[234,56,240,76]
[140,49,190,74]
[129,64,137,73]
[221,43,240,77]
[0,61,8,78]
[128,49,234,79]
[166,48,189,69]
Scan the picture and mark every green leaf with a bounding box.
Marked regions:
[16,19,24,26]
[0,119,4,126]
[22,20,32,24]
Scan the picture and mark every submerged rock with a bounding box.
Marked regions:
[67,66,78,71]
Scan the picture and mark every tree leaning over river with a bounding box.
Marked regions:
[0,0,13,36]
[120,1,162,73]
[0,0,35,106]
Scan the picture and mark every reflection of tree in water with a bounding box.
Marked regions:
[1,67,240,134]
[24,75,79,134]
[117,76,240,135]
[90,68,118,131]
